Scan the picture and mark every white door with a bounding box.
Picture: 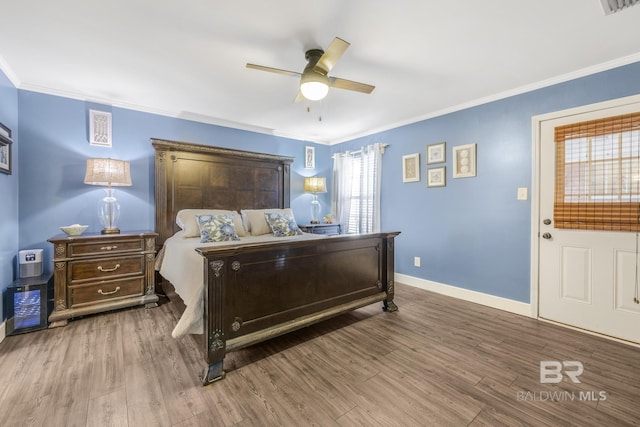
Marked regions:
[538,99,640,344]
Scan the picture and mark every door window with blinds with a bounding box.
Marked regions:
[554,112,640,231]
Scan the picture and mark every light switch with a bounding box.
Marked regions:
[517,187,528,201]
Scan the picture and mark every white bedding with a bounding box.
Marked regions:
[158,230,326,337]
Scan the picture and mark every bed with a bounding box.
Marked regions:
[153,138,400,385]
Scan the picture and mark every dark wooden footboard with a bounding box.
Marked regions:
[196,231,400,385]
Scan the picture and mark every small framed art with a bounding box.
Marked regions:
[402,153,420,182]
[427,166,446,187]
[427,141,446,164]
[0,122,13,175]
[452,144,476,178]
[305,146,315,169]
[89,109,112,147]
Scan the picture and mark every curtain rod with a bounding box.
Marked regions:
[333,143,390,157]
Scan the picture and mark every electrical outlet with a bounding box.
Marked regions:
[414,256,421,267]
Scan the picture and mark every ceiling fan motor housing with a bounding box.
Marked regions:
[304,49,325,70]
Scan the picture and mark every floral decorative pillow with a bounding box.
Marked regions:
[264,213,303,237]
[196,214,240,243]
[177,209,246,237]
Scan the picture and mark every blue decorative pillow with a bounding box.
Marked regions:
[264,213,303,237]
[196,214,240,243]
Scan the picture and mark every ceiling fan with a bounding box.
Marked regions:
[246,37,375,102]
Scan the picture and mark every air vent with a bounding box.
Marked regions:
[600,0,640,14]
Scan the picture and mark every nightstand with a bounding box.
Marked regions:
[299,223,341,236]
[48,231,158,327]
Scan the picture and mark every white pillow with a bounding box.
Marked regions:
[241,208,296,236]
[176,209,247,237]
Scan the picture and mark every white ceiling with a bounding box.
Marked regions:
[2,1,640,144]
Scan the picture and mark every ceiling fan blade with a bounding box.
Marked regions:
[246,63,301,78]
[293,90,306,103]
[329,77,375,94]
[314,37,350,75]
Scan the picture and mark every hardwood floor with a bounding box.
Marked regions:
[1,282,639,426]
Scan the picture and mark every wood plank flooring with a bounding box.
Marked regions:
[1,282,639,426]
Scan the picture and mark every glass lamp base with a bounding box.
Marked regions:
[99,188,122,235]
[310,195,321,224]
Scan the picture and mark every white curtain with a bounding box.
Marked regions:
[332,143,385,234]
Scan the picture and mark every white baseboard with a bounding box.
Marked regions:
[395,273,534,318]
[0,320,5,344]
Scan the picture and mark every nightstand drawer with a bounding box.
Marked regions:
[68,237,144,257]
[310,226,339,235]
[69,277,144,308]
[69,255,145,283]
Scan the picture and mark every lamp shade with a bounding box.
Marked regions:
[84,158,132,187]
[304,176,327,193]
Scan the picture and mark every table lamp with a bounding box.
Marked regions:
[84,158,132,234]
[304,176,327,224]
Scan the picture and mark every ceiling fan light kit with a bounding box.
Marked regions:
[300,71,329,101]
[246,37,374,103]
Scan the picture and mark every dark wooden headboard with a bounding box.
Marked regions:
[152,138,294,247]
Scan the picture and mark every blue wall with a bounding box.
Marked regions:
[0,70,19,321]
[334,61,640,303]
[5,61,640,316]
[17,91,332,276]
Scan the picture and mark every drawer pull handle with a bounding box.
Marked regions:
[98,286,121,296]
[100,245,118,251]
[97,264,120,272]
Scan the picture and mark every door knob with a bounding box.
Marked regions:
[542,232,552,239]
[543,218,552,225]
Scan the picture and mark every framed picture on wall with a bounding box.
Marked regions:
[402,153,420,182]
[427,141,446,164]
[0,122,13,175]
[453,143,476,178]
[89,109,112,147]
[427,167,446,187]
[305,146,315,169]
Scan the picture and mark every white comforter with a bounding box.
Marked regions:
[158,231,326,337]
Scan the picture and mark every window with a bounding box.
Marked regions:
[554,112,640,231]
[332,143,385,234]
